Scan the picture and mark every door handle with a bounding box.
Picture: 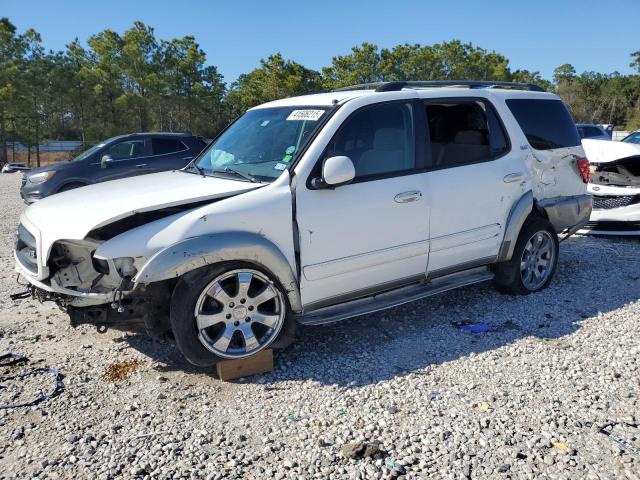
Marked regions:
[136,164,148,168]
[503,172,524,183]
[182,156,193,160]
[394,190,422,203]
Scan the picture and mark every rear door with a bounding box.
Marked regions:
[424,97,529,275]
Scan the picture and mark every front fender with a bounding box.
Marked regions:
[133,232,302,313]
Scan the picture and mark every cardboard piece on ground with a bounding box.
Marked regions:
[216,349,273,381]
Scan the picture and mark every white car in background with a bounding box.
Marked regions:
[582,139,640,235]
[1,162,31,173]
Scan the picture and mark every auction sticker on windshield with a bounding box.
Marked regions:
[286,109,324,121]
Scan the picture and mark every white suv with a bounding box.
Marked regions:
[14,81,592,366]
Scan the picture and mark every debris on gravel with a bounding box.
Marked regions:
[341,441,384,460]
[103,359,145,382]
[0,173,639,479]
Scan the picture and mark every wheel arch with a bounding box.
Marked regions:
[134,232,302,313]
[497,190,534,262]
[56,180,89,193]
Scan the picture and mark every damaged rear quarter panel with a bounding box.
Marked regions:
[493,94,587,201]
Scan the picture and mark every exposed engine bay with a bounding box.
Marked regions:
[590,156,640,188]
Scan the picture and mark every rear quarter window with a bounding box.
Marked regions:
[506,99,580,150]
[152,138,187,155]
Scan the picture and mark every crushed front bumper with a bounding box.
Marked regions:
[14,259,119,307]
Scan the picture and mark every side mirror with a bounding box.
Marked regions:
[101,155,112,168]
[312,156,355,189]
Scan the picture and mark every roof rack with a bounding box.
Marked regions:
[334,80,545,93]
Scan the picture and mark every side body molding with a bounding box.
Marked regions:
[133,232,302,313]
[497,190,533,262]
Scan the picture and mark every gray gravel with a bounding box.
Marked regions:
[0,172,639,479]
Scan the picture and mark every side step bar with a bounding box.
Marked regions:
[298,267,494,326]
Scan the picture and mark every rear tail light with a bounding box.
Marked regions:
[577,157,590,183]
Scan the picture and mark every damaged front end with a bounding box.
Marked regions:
[590,156,640,188]
[580,139,640,234]
[13,169,269,333]
[16,234,171,335]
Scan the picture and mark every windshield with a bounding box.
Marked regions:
[193,106,329,181]
[70,143,105,162]
[623,132,640,144]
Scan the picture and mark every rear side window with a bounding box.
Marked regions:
[425,100,509,169]
[152,138,186,155]
[506,99,580,150]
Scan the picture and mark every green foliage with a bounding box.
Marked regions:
[1,16,639,166]
[227,53,321,115]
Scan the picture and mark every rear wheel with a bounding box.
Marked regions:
[493,216,559,295]
[170,265,291,366]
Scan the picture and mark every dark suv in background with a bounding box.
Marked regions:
[20,132,207,203]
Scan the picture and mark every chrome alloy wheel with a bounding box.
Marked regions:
[520,230,556,291]
[194,269,285,359]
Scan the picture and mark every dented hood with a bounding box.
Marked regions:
[583,138,640,164]
[22,170,262,261]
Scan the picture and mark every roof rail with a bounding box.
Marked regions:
[334,80,545,93]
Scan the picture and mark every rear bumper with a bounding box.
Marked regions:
[539,194,592,233]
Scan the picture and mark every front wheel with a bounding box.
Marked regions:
[492,216,559,295]
[170,265,290,366]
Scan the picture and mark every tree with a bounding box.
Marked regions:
[226,53,321,116]
[160,35,226,135]
[553,64,576,84]
[118,21,161,131]
[322,42,383,88]
[0,18,21,163]
[87,29,124,135]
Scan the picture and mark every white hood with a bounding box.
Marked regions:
[583,138,640,163]
[21,170,262,263]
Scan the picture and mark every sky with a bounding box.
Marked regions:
[2,0,637,83]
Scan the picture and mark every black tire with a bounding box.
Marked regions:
[58,182,86,193]
[170,263,295,367]
[492,215,559,295]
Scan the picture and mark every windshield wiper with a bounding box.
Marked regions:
[211,167,259,183]
[185,163,205,177]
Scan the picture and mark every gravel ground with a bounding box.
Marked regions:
[0,172,639,480]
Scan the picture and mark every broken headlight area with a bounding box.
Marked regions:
[49,240,123,293]
[48,241,143,295]
[112,257,137,278]
[590,156,640,188]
